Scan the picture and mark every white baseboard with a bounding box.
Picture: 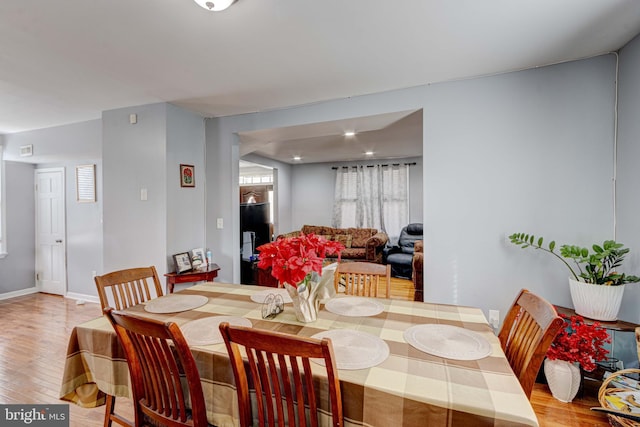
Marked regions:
[0,287,38,300]
[65,292,100,305]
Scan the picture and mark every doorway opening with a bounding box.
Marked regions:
[239,161,275,284]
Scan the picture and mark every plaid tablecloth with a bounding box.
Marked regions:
[60,282,538,426]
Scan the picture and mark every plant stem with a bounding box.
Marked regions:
[533,245,580,281]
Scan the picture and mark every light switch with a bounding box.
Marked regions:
[217,218,223,229]
[140,188,148,201]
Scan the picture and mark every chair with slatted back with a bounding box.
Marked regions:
[219,322,343,427]
[498,289,564,399]
[94,266,163,427]
[104,307,212,427]
[333,261,391,298]
[94,266,163,311]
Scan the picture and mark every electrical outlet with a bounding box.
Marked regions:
[217,218,223,229]
[489,310,500,329]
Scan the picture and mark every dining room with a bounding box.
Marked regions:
[1,274,612,427]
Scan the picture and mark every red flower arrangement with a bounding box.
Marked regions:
[546,314,611,372]
[257,233,345,287]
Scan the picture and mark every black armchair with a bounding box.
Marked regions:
[383,223,423,279]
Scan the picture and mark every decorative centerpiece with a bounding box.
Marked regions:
[509,233,639,321]
[257,233,344,322]
[544,314,610,402]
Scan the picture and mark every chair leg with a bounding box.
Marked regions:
[104,394,115,427]
[104,394,133,427]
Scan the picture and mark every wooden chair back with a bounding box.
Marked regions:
[104,308,209,427]
[95,266,163,310]
[219,323,343,427]
[498,289,564,399]
[333,262,391,298]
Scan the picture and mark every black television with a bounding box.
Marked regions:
[240,202,271,253]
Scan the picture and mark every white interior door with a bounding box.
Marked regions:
[36,168,66,295]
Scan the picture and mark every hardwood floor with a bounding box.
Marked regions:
[0,285,612,427]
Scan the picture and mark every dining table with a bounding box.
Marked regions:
[60,282,539,427]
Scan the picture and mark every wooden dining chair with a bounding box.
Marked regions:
[219,322,343,427]
[94,266,163,311]
[104,307,212,427]
[333,261,391,298]
[94,266,163,427]
[498,289,564,399]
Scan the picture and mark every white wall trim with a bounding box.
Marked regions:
[0,287,38,300]
[65,292,100,305]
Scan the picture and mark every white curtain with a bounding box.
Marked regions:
[332,164,408,240]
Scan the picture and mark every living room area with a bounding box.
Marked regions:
[237,110,424,297]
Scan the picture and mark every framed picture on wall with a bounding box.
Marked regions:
[180,164,195,187]
[173,252,192,274]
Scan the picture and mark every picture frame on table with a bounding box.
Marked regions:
[191,248,206,269]
[173,252,192,274]
[180,164,195,187]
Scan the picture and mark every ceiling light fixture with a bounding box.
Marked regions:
[293,156,301,161]
[365,151,374,156]
[344,131,356,137]
[193,0,236,11]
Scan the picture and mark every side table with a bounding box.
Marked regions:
[164,263,220,293]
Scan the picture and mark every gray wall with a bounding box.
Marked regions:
[206,54,622,323]
[616,34,640,325]
[102,103,168,275]
[1,120,102,297]
[166,104,207,282]
[2,48,640,328]
[423,56,616,317]
[0,161,35,293]
[289,156,423,234]
[102,103,206,292]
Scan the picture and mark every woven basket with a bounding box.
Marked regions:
[598,368,640,427]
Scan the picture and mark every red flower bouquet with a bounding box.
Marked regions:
[546,314,611,372]
[257,233,345,287]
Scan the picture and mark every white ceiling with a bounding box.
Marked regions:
[2,0,640,162]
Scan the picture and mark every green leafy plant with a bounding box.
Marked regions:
[509,233,640,285]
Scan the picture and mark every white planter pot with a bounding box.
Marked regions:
[544,359,581,403]
[569,279,625,322]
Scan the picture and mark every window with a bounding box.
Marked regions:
[239,174,273,185]
[0,144,5,257]
[332,164,409,240]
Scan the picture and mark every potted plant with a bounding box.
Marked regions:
[509,233,639,321]
[544,314,610,402]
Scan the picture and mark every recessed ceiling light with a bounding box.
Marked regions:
[344,131,356,137]
[365,151,374,156]
[293,156,301,161]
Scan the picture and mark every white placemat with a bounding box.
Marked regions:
[324,296,385,317]
[143,294,208,314]
[310,329,390,370]
[181,316,253,346]
[403,324,492,361]
[250,288,293,304]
